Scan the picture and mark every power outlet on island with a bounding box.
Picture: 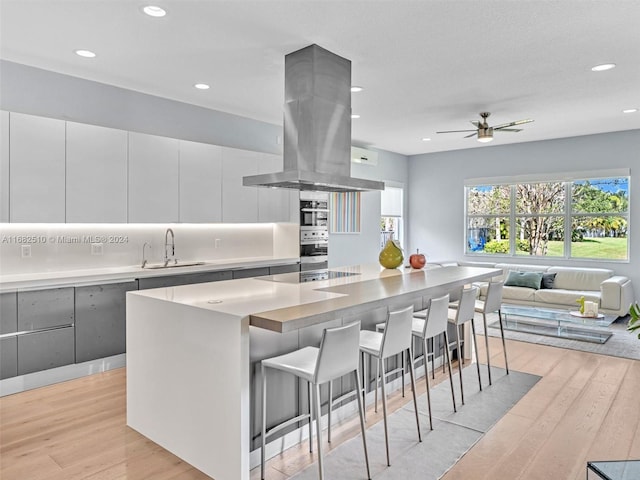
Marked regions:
[91,243,104,256]
[214,238,221,249]
[21,244,32,258]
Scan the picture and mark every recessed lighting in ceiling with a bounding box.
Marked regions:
[351,114,360,119]
[591,63,616,72]
[421,137,431,142]
[143,5,167,17]
[351,86,363,93]
[75,49,96,58]
[194,83,210,90]
[622,108,638,113]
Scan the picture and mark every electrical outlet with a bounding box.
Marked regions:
[91,243,104,256]
[215,238,221,248]
[21,245,31,258]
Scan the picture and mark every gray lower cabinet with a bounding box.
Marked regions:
[16,287,75,375]
[1,338,18,379]
[138,270,232,290]
[269,264,300,275]
[75,281,138,363]
[232,267,270,279]
[17,327,75,375]
[0,292,18,379]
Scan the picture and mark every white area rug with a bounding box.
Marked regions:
[290,366,540,480]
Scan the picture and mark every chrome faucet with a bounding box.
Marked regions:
[164,228,176,266]
[141,242,151,268]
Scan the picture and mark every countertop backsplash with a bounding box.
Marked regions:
[0,223,299,276]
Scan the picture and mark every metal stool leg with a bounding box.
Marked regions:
[379,358,391,466]
[328,380,333,443]
[354,368,371,480]
[422,337,433,430]
[308,382,313,452]
[471,319,482,391]
[261,364,267,480]
[498,309,509,374]
[313,383,325,480]
[455,325,465,405]
[482,312,492,385]
[443,331,457,412]
[407,346,422,441]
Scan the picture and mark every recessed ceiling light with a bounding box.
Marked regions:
[194,83,210,90]
[75,49,96,58]
[622,108,638,114]
[421,137,431,142]
[351,86,363,93]
[591,63,616,72]
[143,5,166,17]
[351,114,360,119]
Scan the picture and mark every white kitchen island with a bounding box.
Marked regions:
[126,263,500,480]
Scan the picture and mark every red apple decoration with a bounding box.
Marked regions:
[409,249,426,269]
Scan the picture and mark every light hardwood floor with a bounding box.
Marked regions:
[1,336,638,480]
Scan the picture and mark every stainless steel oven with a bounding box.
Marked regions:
[300,192,329,270]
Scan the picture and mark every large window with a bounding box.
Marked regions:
[465,173,629,261]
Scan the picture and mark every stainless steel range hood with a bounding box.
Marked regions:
[243,44,384,193]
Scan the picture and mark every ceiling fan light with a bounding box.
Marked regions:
[477,127,493,143]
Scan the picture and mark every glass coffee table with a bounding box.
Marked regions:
[493,305,616,344]
[587,460,640,479]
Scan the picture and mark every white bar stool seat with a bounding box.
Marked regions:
[261,321,371,480]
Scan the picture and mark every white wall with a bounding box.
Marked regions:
[408,130,640,297]
[329,148,409,268]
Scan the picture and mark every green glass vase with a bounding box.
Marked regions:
[379,239,404,269]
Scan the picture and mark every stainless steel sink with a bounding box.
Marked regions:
[143,261,206,269]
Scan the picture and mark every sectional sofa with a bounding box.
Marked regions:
[432,261,635,318]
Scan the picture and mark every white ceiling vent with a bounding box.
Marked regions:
[351,146,378,166]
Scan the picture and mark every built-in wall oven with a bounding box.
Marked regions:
[300,192,329,271]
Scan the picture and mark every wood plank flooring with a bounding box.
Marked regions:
[1,336,638,480]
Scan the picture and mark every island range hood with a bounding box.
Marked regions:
[243,44,384,193]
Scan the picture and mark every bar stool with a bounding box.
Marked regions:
[473,280,509,382]
[261,321,370,480]
[448,286,481,405]
[410,293,457,430]
[360,305,421,467]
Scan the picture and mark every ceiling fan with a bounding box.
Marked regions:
[436,112,534,143]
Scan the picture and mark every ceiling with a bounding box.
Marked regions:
[1,0,639,156]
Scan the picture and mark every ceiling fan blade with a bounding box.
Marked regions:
[436,129,477,134]
[496,128,522,132]
[470,120,480,127]
[464,132,478,138]
[493,119,534,130]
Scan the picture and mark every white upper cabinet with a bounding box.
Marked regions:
[179,140,222,223]
[9,113,66,222]
[221,147,259,223]
[257,153,294,223]
[66,122,128,223]
[128,132,179,223]
[1,111,8,222]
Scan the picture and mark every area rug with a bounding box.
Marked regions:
[484,312,640,360]
[290,366,540,479]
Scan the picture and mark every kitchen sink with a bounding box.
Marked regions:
[143,261,206,269]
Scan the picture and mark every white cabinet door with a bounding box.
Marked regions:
[128,132,179,223]
[257,153,294,223]
[9,113,66,222]
[221,147,259,223]
[66,122,128,223]
[1,111,8,222]
[179,140,222,222]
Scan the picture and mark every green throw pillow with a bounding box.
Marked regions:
[504,270,543,289]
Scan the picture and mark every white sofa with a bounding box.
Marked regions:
[433,261,635,317]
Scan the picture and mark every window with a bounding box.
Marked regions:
[465,173,629,261]
[381,185,403,248]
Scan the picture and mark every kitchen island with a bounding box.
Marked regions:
[126,263,500,480]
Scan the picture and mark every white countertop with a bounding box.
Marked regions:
[130,263,502,332]
[0,256,299,293]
